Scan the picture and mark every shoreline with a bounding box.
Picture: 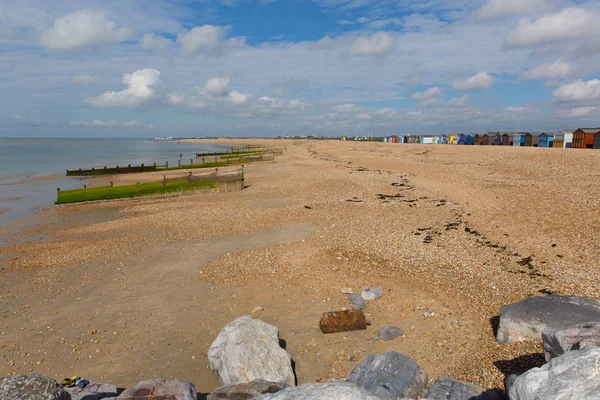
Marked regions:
[0,140,598,393]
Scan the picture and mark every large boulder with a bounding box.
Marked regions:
[66,381,117,400]
[542,321,600,361]
[348,351,428,399]
[207,380,286,400]
[508,347,600,400]
[495,295,600,343]
[421,377,503,400]
[257,381,381,400]
[208,316,295,387]
[117,378,196,400]
[0,374,71,400]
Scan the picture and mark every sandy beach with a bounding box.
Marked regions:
[0,140,598,395]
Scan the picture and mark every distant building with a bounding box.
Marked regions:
[538,133,554,148]
[523,132,542,147]
[572,128,599,149]
[553,129,574,148]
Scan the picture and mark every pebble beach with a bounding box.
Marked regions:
[0,139,599,395]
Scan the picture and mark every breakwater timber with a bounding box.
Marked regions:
[57,168,244,204]
[65,147,280,177]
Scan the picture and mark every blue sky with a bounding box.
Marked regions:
[1,0,599,137]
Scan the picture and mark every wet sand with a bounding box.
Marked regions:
[0,140,598,395]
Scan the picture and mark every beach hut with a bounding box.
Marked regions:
[466,135,475,145]
[474,134,484,145]
[538,133,554,148]
[483,132,496,146]
[553,129,574,148]
[512,133,522,146]
[422,135,436,144]
[447,134,458,145]
[572,128,599,149]
[458,134,467,145]
[523,132,542,147]
[501,132,517,146]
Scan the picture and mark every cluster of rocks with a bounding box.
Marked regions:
[495,295,600,399]
[3,295,599,400]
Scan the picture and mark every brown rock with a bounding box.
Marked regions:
[319,309,368,334]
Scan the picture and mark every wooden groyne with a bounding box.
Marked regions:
[57,168,244,205]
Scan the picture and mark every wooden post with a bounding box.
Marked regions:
[110,181,113,187]
[57,188,60,193]
[83,184,87,189]
[153,162,156,168]
[202,157,205,164]
[166,161,169,168]
[215,156,217,163]
[191,159,193,165]
[178,160,181,168]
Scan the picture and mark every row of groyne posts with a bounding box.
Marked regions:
[64,146,283,176]
[56,146,284,204]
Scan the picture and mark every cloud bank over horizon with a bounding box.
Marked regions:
[1,0,599,137]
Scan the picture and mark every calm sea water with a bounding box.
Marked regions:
[0,139,230,227]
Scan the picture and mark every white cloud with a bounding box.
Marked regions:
[475,0,553,20]
[453,72,495,90]
[40,10,131,51]
[412,86,441,101]
[331,103,362,113]
[349,32,394,56]
[569,106,597,117]
[448,95,469,108]
[70,74,98,85]
[72,120,152,128]
[338,20,354,25]
[86,68,160,108]
[356,17,371,24]
[203,77,231,97]
[176,25,231,55]
[504,8,599,48]
[553,79,600,102]
[521,59,573,80]
[140,33,172,51]
[505,106,527,112]
[355,113,372,120]
[228,90,248,105]
[259,96,276,103]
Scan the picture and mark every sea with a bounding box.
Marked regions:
[0,138,231,227]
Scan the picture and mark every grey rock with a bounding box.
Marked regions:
[361,287,383,301]
[208,316,295,386]
[378,325,403,341]
[66,382,117,400]
[421,377,503,400]
[542,321,600,361]
[0,374,71,400]
[348,351,428,399]
[117,378,196,400]
[208,380,286,400]
[509,346,600,400]
[349,294,366,309]
[258,381,381,400]
[504,374,520,395]
[496,295,600,343]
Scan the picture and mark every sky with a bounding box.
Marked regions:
[1,0,600,138]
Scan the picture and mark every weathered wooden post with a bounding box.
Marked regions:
[178,160,181,168]
[153,162,156,169]
[110,181,113,187]
[165,161,168,168]
[191,159,193,165]
[215,156,218,163]
[202,157,205,164]
[162,175,167,186]
[83,184,87,189]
